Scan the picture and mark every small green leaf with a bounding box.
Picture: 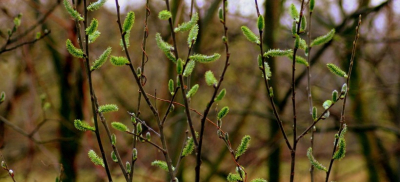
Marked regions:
[110,56,129,66]
[151,160,174,172]
[263,49,292,58]
[168,79,175,95]
[98,104,118,113]
[74,119,95,132]
[111,122,128,132]
[241,26,260,44]
[182,137,195,157]
[88,150,104,167]
[183,60,196,77]
[158,10,171,20]
[307,147,328,171]
[236,135,251,158]
[86,18,98,35]
[190,53,221,63]
[214,89,226,102]
[136,123,143,134]
[174,13,199,32]
[205,70,218,86]
[327,63,347,78]
[186,84,199,98]
[123,11,135,33]
[289,3,299,20]
[218,106,229,120]
[66,39,84,58]
[87,0,106,11]
[311,29,335,47]
[63,0,83,21]
[257,15,264,30]
[188,24,199,48]
[91,47,112,71]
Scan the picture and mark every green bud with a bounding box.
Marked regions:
[257,15,264,30]
[217,106,229,119]
[111,134,117,145]
[111,151,118,162]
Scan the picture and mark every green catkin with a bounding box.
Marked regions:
[294,34,300,49]
[263,49,293,58]
[286,54,309,66]
[322,100,332,109]
[88,31,101,44]
[310,0,315,12]
[168,79,174,95]
[88,150,104,167]
[174,13,199,32]
[289,3,299,20]
[341,83,348,98]
[136,123,142,134]
[190,53,221,63]
[257,15,264,30]
[151,160,174,172]
[214,89,226,102]
[74,119,95,131]
[66,39,84,58]
[251,179,267,182]
[258,54,263,68]
[111,134,116,145]
[63,0,84,21]
[120,31,130,50]
[227,173,242,182]
[292,21,297,35]
[111,122,128,132]
[241,26,260,44]
[327,63,348,78]
[186,84,199,98]
[177,59,183,75]
[91,47,112,71]
[123,11,135,33]
[312,107,317,121]
[218,7,224,22]
[188,24,199,47]
[183,60,195,77]
[126,162,131,174]
[98,104,118,113]
[307,148,328,171]
[111,151,118,162]
[158,10,172,20]
[0,92,5,104]
[236,135,251,158]
[218,106,229,119]
[182,137,195,157]
[299,38,307,50]
[300,15,307,32]
[205,70,218,86]
[155,33,176,63]
[264,62,271,79]
[110,56,129,66]
[311,29,335,47]
[333,137,346,160]
[87,0,106,11]
[332,90,339,101]
[85,19,98,35]
[132,148,138,160]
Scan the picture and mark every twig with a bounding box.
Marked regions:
[196,0,232,181]
[0,30,51,55]
[0,153,16,182]
[325,15,362,182]
[125,131,166,153]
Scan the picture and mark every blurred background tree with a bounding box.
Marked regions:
[0,0,399,181]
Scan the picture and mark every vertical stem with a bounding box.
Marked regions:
[307,9,315,182]
[325,15,361,182]
[81,0,113,181]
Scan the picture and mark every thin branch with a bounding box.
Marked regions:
[125,131,166,153]
[0,30,51,55]
[325,15,362,182]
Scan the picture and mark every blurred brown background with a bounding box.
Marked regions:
[0,0,399,181]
